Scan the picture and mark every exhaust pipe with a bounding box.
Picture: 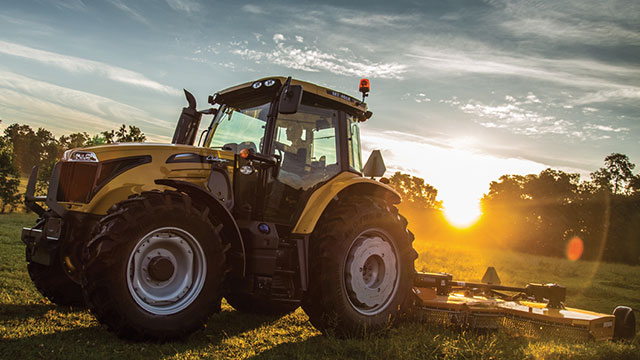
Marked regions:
[172,89,202,145]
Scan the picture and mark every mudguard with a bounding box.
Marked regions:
[291,172,401,235]
[155,179,246,277]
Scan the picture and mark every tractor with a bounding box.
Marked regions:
[22,76,417,340]
[21,76,636,342]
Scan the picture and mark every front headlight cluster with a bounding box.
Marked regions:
[62,150,99,162]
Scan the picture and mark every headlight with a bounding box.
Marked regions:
[68,151,99,162]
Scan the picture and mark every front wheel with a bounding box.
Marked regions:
[302,195,417,336]
[27,250,84,307]
[82,191,228,341]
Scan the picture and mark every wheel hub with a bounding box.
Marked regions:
[126,227,207,315]
[344,231,398,315]
[148,256,175,282]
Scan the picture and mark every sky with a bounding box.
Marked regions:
[0,0,638,221]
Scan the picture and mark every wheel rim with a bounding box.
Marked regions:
[127,227,207,315]
[344,229,399,315]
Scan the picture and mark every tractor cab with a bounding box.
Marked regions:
[194,77,370,225]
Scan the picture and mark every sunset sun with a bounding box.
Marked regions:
[443,198,482,228]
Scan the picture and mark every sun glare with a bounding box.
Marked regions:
[443,199,482,228]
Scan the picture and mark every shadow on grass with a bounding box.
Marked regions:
[244,321,532,360]
[0,303,62,322]
[1,308,288,360]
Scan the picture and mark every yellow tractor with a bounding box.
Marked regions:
[22,76,635,342]
[22,76,417,340]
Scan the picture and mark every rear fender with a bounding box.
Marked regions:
[291,172,400,235]
[155,179,245,277]
[291,172,400,291]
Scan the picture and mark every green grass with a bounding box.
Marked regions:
[1,213,638,359]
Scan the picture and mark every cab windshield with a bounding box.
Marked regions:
[208,103,269,153]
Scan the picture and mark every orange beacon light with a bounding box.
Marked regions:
[359,78,370,102]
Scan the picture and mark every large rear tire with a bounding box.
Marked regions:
[302,195,417,336]
[82,190,228,341]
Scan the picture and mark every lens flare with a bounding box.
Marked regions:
[566,236,584,261]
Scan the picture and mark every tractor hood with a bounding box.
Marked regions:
[56,143,235,215]
[63,143,220,163]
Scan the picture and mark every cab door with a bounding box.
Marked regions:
[263,103,342,225]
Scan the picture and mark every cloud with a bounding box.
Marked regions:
[583,124,629,133]
[458,101,566,136]
[231,34,407,79]
[573,88,640,105]
[403,92,431,103]
[166,0,201,13]
[107,0,150,25]
[337,13,419,28]
[360,129,548,206]
[0,70,173,134]
[0,14,58,36]
[406,43,640,91]
[497,0,640,47]
[0,40,180,95]
[53,0,87,11]
[442,93,572,137]
[444,92,630,140]
[241,4,265,14]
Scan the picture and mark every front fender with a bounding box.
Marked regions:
[155,179,246,277]
[291,172,400,235]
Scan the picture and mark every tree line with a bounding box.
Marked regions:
[0,121,146,213]
[479,153,640,265]
[387,154,640,265]
[1,121,638,265]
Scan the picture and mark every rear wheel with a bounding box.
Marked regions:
[302,195,417,336]
[82,191,228,341]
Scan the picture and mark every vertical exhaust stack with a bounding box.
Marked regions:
[172,90,202,145]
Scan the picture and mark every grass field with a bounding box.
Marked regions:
[1,213,638,359]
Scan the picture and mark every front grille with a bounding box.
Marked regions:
[57,162,98,203]
[56,156,151,204]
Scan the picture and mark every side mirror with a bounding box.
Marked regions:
[362,150,386,178]
[278,85,303,114]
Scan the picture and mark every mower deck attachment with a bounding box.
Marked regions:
[412,269,635,342]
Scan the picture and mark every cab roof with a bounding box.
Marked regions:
[215,76,368,113]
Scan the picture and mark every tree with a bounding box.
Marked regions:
[479,155,640,264]
[114,124,146,143]
[101,129,115,144]
[3,123,40,176]
[34,128,63,196]
[388,172,441,209]
[0,125,21,213]
[59,132,90,149]
[589,153,636,195]
[86,134,106,146]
